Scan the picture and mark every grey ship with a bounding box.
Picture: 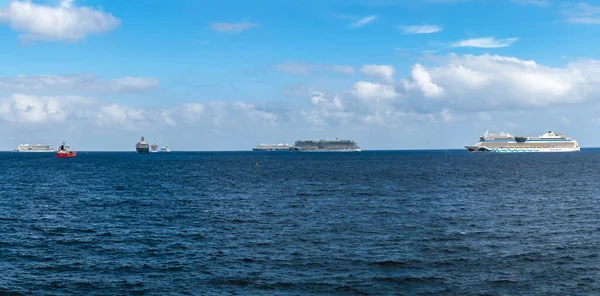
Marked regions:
[291,138,361,152]
[136,137,150,153]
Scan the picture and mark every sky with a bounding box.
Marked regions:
[1,0,600,150]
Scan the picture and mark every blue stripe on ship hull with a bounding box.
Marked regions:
[490,148,540,153]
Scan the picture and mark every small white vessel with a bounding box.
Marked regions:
[150,143,159,153]
[160,146,171,152]
[252,143,291,151]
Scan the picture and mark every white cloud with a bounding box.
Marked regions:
[439,109,458,122]
[299,91,354,128]
[511,0,548,6]
[0,93,96,124]
[96,104,147,130]
[6,53,600,149]
[453,37,518,48]
[274,60,355,76]
[206,101,233,128]
[562,2,600,25]
[404,64,445,98]
[399,25,443,34]
[209,22,260,33]
[0,0,120,42]
[331,65,355,75]
[351,81,398,100]
[360,65,395,82]
[400,54,600,110]
[0,74,159,94]
[232,101,278,125]
[348,15,378,28]
[181,103,205,123]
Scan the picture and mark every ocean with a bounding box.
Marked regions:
[1,150,600,295]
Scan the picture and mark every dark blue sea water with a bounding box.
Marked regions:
[2,150,600,295]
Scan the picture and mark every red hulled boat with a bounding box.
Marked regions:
[56,142,76,158]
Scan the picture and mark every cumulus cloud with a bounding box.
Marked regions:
[232,101,278,125]
[0,74,159,94]
[562,2,600,25]
[277,53,600,130]
[274,60,355,76]
[403,64,445,98]
[400,54,600,111]
[351,81,399,100]
[5,53,600,148]
[0,0,120,42]
[209,22,260,33]
[360,65,395,82]
[181,103,205,123]
[453,37,518,48]
[0,94,246,133]
[399,25,443,34]
[348,15,378,28]
[0,93,97,124]
[96,104,147,130]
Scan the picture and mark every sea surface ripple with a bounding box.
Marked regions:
[1,150,600,295]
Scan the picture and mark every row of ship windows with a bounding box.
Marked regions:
[500,144,556,149]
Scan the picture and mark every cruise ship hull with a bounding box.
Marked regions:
[252,148,291,151]
[136,147,149,154]
[14,149,54,152]
[466,145,580,153]
[292,148,362,152]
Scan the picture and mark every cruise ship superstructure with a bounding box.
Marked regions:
[14,143,54,152]
[252,138,361,152]
[465,130,580,153]
[292,138,361,152]
[150,143,159,153]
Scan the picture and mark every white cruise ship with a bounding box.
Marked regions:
[252,143,291,151]
[465,130,580,153]
[160,146,171,152]
[14,143,54,152]
[150,143,159,153]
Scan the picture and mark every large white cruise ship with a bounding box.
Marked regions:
[465,130,580,153]
[14,143,54,152]
[291,138,361,152]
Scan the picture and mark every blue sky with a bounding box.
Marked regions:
[1,0,600,150]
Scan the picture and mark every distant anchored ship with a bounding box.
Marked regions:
[465,130,580,153]
[150,143,159,153]
[253,138,361,152]
[292,138,361,152]
[252,143,292,151]
[56,142,77,158]
[14,143,54,152]
[160,146,171,152]
[136,137,150,154]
